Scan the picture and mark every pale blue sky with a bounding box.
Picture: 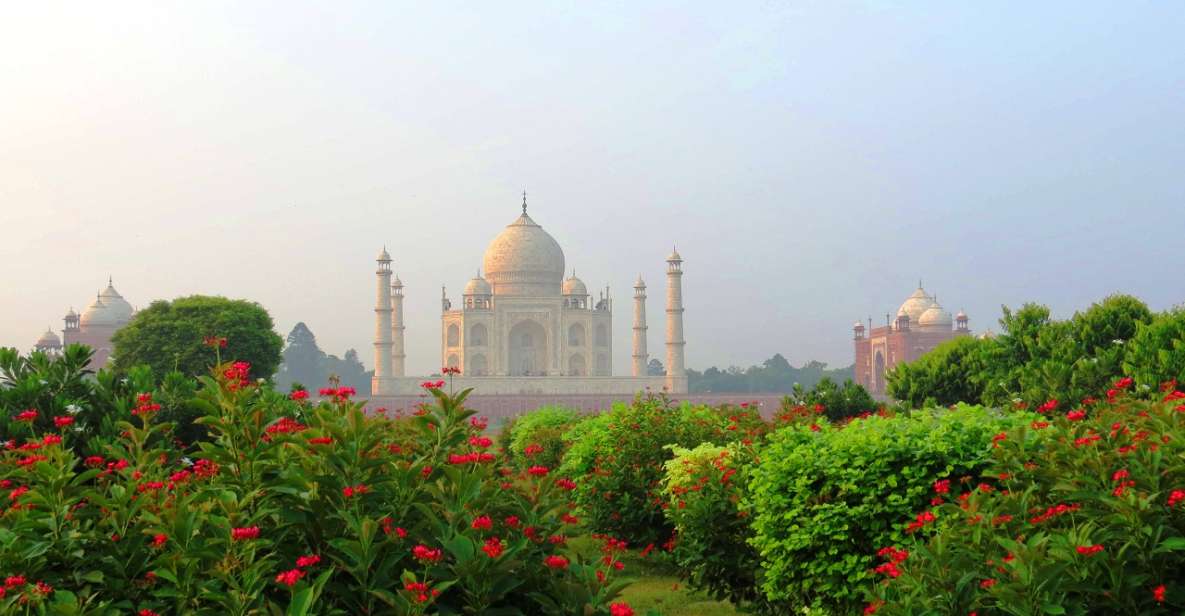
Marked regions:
[2,2,1182,374]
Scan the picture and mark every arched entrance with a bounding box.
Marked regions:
[509,320,547,376]
[873,350,886,394]
[569,354,587,376]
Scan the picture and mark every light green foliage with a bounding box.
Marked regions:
[746,405,1033,613]
[112,295,284,380]
[507,406,582,470]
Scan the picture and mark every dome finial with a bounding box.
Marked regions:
[522,190,527,214]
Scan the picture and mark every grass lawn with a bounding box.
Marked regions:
[571,536,740,616]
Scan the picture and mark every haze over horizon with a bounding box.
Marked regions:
[2,2,1183,376]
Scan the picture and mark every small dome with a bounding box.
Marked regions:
[99,280,134,324]
[897,286,936,323]
[377,247,391,262]
[80,295,116,327]
[853,321,865,329]
[667,247,683,262]
[64,307,78,319]
[35,328,61,348]
[392,275,403,288]
[464,273,492,296]
[482,209,566,296]
[956,310,968,321]
[918,304,954,327]
[634,275,646,288]
[562,272,588,296]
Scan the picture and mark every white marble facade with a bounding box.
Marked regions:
[372,196,687,396]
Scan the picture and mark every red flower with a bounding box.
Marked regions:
[139,610,160,616]
[1076,544,1104,557]
[442,366,461,375]
[231,526,260,541]
[150,533,168,548]
[1036,399,1059,413]
[504,515,521,528]
[1168,490,1185,507]
[412,544,443,563]
[1065,409,1086,422]
[1031,421,1050,430]
[1114,377,1134,390]
[1154,584,1166,603]
[544,555,569,570]
[481,537,504,558]
[933,479,950,495]
[468,436,493,449]
[53,416,74,428]
[609,603,635,616]
[307,436,333,445]
[471,515,493,531]
[295,554,321,568]
[556,478,577,491]
[14,409,37,422]
[342,484,369,498]
[403,581,440,603]
[5,576,26,588]
[980,578,996,589]
[991,432,1007,447]
[524,444,544,457]
[275,568,304,586]
[527,465,550,477]
[864,601,883,615]
[289,390,309,401]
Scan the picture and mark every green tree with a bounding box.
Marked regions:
[888,336,991,408]
[111,295,282,380]
[274,322,327,390]
[1124,307,1185,389]
[787,376,877,421]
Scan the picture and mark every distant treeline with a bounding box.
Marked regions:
[686,353,855,393]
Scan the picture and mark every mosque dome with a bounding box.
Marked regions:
[98,280,134,324]
[464,273,492,296]
[667,247,683,262]
[35,328,61,349]
[897,287,936,323]
[482,206,565,296]
[562,272,588,296]
[377,247,391,262]
[918,304,953,328]
[80,295,116,327]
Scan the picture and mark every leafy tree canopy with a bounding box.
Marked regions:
[111,295,282,381]
[688,353,854,393]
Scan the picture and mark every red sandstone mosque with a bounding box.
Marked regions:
[853,284,970,396]
[33,278,135,369]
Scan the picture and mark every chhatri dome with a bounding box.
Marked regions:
[481,195,566,296]
[896,284,937,323]
[98,278,135,323]
[918,301,954,328]
[80,294,114,327]
[464,272,492,296]
[562,271,588,297]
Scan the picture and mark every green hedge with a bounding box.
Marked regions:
[747,404,1034,613]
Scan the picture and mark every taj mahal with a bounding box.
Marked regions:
[371,196,688,396]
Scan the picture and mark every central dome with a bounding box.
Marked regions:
[482,210,565,296]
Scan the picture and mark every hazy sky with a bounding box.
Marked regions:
[2,2,1183,375]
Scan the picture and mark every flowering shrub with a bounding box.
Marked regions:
[0,355,633,614]
[559,395,766,544]
[507,406,583,470]
[868,381,1185,614]
[662,441,783,613]
[747,404,1034,613]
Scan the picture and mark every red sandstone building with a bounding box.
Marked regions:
[34,279,134,370]
[853,285,969,396]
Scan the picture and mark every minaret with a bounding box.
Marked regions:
[374,247,394,382]
[665,247,686,392]
[632,275,648,377]
[391,275,406,377]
